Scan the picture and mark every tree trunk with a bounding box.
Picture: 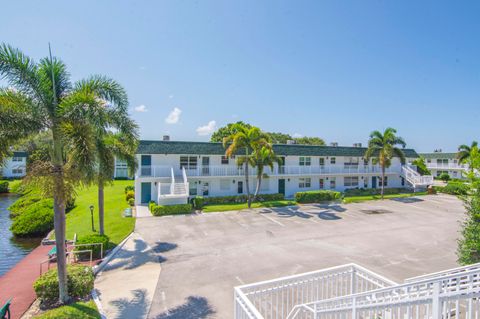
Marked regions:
[245,148,251,208]
[52,130,69,304]
[98,180,105,235]
[253,168,263,202]
[381,165,385,199]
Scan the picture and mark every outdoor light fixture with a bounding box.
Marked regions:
[89,205,95,232]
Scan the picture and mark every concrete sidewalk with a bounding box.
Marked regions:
[135,206,152,218]
[94,232,161,319]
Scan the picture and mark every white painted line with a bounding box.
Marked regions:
[236,276,245,284]
[258,213,285,227]
[91,289,107,319]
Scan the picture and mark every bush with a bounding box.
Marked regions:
[295,190,342,203]
[203,193,284,205]
[8,193,43,218]
[66,196,76,213]
[151,203,192,216]
[125,190,134,202]
[128,198,135,206]
[124,185,134,194]
[0,181,8,193]
[441,182,469,196]
[33,265,94,305]
[193,196,204,209]
[10,199,54,237]
[344,188,406,197]
[75,234,109,259]
[439,173,451,182]
[148,200,156,212]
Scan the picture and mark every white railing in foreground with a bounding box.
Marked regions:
[234,264,396,319]
[402,165,433,187]
[404,262,480,283]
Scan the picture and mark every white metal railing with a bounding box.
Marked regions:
[138,165,401,178]
[170,167,175,194]
[234,264,396,319]
[402,165,433,187]
[405,263,480,283]
[426,162,468,170]
[182,167,188,193]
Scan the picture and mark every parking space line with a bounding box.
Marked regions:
[258,213,286,227]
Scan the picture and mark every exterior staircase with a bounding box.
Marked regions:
[401,165,433,191]
[157,167,189,205]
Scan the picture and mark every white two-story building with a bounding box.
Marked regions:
[419,152,468,179]
[134,140,430,205]
[1,151,27,178]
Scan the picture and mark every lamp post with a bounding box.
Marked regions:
[89,205,95,232]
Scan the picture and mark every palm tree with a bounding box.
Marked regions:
[458,141,478,169]
[0,44,129,303]
[223,124,270,208]
[365,128,406,199]
[238,146,279,201]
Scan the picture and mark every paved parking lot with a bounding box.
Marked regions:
[136,194,464,319]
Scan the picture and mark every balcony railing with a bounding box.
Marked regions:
[426,162,468,170]
[137,165,401,178]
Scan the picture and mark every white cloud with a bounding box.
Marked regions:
[168,95,174,99]
[196,120,217,136]
[293,133,303,138]
[134,104,148,112]
[165,107,182,124]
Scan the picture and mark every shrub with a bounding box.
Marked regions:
[439,173,451,182]
[0,181,8,193]
[8,193,43,218]
[295,190,342,203]
[442,182,469,196]
[33,265,94,305]
[193,196,204,210]
[75,234,110,259]
[128,198,135,206]
[151,203,192,216]
[124,185,134,194]
[148,200,156,212]
[344,188,406,197]
[125,190,134,202]
[10,199,54,237]
[203,193,284,205]
[66,196,76,213]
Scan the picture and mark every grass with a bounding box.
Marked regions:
[0,179,23,193]
[202,200,297,213]
[343,191,428,204]
[34,300,100,319]
[64,180,135,247]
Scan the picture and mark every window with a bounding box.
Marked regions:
[180,156,198,169]
[453,171,458,177]
[189,184,197,196]
[221,156,229,165]
[330,178,336,189]
[261,179,270,191]
[238,181,243,194]
[220,179,230,191]
[330,157,336,164]
[299,177,311,188]
[427,159,431,163]
[319,178,325,189]
[202,182,209,196]
[436,170,448,177]
[379,176,388,187]
[437,159,448,165]
[319,158,325,166]
[299,157,311,166]
[344,176,359,187]
[344,157,359,168]
[12,168,23,174]
[12,157,23,162]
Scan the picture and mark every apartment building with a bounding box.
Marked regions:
[1,151,27,178]
[419,152,467,179]
[134,140,431,205]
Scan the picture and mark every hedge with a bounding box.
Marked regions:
[434,182,469,196]
[10,199,54,237]
[193,196,204,209]
[33,265,94,305]
[344,188,406,197]
[0,181,8,193]
[8,193,43,218]
[124,185,134,193]
[295,190,342,203]
[151,203,192,216]
[125,190,134,202]
[75,234,110,259]
[203,193,285,205]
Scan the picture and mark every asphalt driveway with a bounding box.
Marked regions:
[136,194,464,319]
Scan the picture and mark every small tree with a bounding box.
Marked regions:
[412,157,431,176]
[439,173,451,183]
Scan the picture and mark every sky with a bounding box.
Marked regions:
[0,1,479,152]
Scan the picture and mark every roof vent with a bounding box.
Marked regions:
[286,140,296,145]
[353,143,362,148]
[330,142,338,147]
[434,148,442,153]
[163,135,170,141]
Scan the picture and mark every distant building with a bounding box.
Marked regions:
[419,152,467,179]
[114,158,130,179]
[1,151,27,178]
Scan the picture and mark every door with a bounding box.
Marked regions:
[278,179,285,195]
[141,182,151,204]
[238,181,243,194]
[278,157,286,174]
[202,182,209,196]
[202,157,210,175]
[141,155,152,176]
[372,176,377,189]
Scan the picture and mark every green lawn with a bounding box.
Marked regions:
[64,180,135,246]
[34,300,100,319]
[343,191,428,204]
[0,179,23,193]
[202,200,297,213]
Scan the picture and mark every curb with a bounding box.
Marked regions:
[93,232,133,276]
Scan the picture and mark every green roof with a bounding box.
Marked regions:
[12,151,27,157]
[138,140,419,158]
[419,152,457,159]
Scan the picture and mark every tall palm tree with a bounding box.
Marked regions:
[223,124,270,208]
[458,141,478,170]
[0,44,129,303]
[365,128,406,199]
[238,146,279,201]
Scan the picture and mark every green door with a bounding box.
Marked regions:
[141,182,151,204]
[278,179,285,195]
[372,176,377,189]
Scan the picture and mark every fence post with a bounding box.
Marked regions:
[432,282,441,319]
[352,296,357,319]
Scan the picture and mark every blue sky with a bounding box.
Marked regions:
[1,1,479,152]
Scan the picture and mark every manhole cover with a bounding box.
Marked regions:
[360,209,392,215]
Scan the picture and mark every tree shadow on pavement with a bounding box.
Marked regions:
[390,197,424,203]
[110,289,150,319]
[152,296,215,319]
[260,206,313,219]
